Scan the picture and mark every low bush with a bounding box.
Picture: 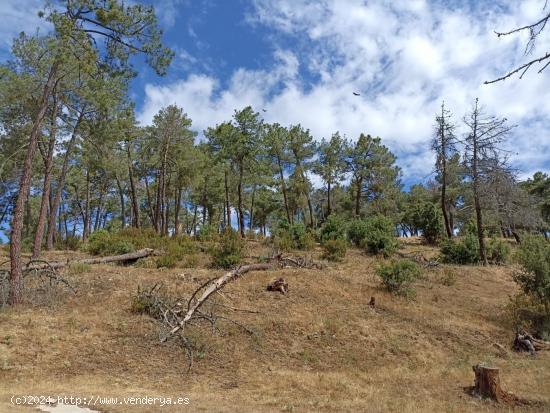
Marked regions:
[513,235,550,315]
[486,237,511,265]
[319,215,348,243]
[86,230,135,256]
[347,219,369,247]
[377,259,421,297]
[440,232,480,264]
[273,222,315,251]
[55,235,81,251]
[321,239,347,262]
[196,224,219,242]
[210,229,245,269]
[362,215,398,257]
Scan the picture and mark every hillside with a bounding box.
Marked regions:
[1,238,548,413]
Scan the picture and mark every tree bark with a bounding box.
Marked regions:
[354,177,363,217]
[46,110,83,250]
[277,157,292,224]
[83,170,91,241]
[115,175,125,229]
[224,168,231,230]
[126,143,140,228]
[174,187,182,236]
[472,364,504,401]
[9,61,59,305]
[327,180,332,217]
[237,162,245,237]
[32,98,58,259]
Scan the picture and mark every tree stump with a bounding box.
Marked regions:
[472,364,503,401]
[267,277,288,294]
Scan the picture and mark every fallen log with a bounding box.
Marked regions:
[27,248,156,270]
[513,330,550,354]
[163,263,273,341]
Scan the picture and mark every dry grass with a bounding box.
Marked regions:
[0,239,549,412]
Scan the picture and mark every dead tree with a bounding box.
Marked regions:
[432,101,457,238]
[463,99,514,265]
[486,3,550,84]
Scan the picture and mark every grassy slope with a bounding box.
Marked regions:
[0,239,549,413]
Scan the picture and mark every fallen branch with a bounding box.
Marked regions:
[396,251,440,268]
[513,330,550,354]
[163,263,272,341]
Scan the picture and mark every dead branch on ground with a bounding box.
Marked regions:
[513,330,550,354]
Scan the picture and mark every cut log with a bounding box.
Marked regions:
[163,263,273,341]
[513,330,550,353]
[27,248,155,270]
[472,364,503,401]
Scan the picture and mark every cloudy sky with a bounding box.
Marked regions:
[1,0,549,184]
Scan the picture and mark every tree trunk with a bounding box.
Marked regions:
[237,162,245,237]
[126,143,140,228]
[355,177,362,217]
[249,184,256,233]
[46,110,83,250]
[327,180,332,217]
[144,177,155,227]
[9,61,59,305]
[174,187,182,236]
[277,157,292,224]
[441,160,453,238]
[472,364,504,401]
[32,99,58,259]
[224,168,231,230]
[471,100,487,265]
[115,175,125,229]
[83,170,91,241]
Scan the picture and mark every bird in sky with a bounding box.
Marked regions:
[262,109,267,112]
[353,92,360,96]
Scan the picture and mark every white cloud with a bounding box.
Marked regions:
[139,0,550,182]
[0,0,45,53]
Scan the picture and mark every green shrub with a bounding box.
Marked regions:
[196,224,219,242]
[440,232,480,264]
[319,215,348,243]
[55,235,81,251]
[86,230,135,256]
[362,215,398,257]
[155,254,178,269]
[416,202,443,244]
[114,228,162,249]
[273,222,315,251]
[513,235,550,314]
[155,237,198,268]
[211,229,245,269]
[322,239,347,262]
[377,259,421,297]
[348,219,369,247]
[486,237,511,265]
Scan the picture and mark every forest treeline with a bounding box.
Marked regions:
[1,1,550,306]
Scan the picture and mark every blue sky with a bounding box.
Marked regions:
[1,0,550,186]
